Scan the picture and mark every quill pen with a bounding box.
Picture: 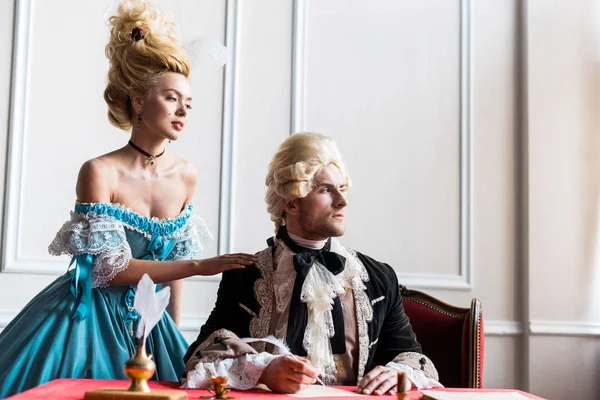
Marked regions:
[239,335,327,386]
[133,274,171,348]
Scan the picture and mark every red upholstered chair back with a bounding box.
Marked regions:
[400,285,484,388]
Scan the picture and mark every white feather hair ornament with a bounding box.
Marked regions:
[184,37,229,67]
[133,274,171,348]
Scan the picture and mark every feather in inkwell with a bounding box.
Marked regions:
[134,274,171,348]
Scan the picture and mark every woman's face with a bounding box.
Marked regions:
[137,72,193,141]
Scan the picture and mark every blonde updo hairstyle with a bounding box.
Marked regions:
[104,0,190,130]
[265,133,351,230]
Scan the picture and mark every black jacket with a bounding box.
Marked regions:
[184,245,421,378]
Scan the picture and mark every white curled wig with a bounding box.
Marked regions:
[265,133,351,231]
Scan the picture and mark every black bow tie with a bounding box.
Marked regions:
[273,227,347,356]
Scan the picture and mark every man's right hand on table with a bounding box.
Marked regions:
[259,355,318,393]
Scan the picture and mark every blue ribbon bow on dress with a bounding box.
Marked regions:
[69,254,93,321]
[142,235,178,261]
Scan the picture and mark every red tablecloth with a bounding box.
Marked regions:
[5,379,547,400]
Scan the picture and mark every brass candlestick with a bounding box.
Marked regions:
[84,343,187,399]
[124,344,156,392]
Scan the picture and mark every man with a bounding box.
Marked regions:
[183,133,441,395]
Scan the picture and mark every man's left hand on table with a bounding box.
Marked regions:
[357,366,411,396]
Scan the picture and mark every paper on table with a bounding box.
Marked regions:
[288,385,364,398]
[421,390,533,400]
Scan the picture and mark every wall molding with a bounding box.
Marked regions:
[1,0,474,293]
[180,315,208,333]
[290,0,473,291]
[183,318,522,336]
[0,0,238,278]
[217,0,240,258]
[528,320,600,337]
[485,320,523,336]
[1,310,596,338]
[290,0,306,134]
[0,310,209,334]
[2,0,34,274]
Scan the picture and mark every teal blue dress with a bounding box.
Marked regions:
[0,202,212,398]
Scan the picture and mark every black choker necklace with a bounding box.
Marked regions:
[128,140,165,166]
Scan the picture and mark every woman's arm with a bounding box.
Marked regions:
[109,254,256,286]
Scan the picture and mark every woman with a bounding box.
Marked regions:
[0,0,254,397]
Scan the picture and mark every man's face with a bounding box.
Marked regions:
[291,163,349,240]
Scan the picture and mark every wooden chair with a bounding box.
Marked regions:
[400,285,484,388]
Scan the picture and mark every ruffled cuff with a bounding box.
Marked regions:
[181,352,276,390]
[385,362,443,389]
[386,352,443,389]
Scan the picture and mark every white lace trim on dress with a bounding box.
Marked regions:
[48,214,132,288]
[164,214,213,260]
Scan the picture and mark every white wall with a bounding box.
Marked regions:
[0,1,598,399]
[526,0,600,398]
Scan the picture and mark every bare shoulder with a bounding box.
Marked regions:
[76,155,117,203]
[175,157,199,186]
[171,156,198,202]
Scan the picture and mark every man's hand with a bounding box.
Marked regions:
[357,366,411,395]
[259,355,318,393]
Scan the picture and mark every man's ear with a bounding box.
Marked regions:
[130,93,144,114]
[283,199,300,216]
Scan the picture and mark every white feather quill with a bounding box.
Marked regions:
[239,335,290,352]
[239,336,326,386]
[133,274,171,348]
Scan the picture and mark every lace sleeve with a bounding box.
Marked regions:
[386,352,443,389]
[182,328,275,390]
[48,213,132,288]
[181,353,276,390]
[165,213,213,261]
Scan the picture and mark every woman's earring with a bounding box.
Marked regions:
[168,140,172,143]
[136,112,142,131]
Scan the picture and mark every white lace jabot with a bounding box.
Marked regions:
[272,237,368,380]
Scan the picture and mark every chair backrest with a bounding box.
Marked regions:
[400,285,484,388]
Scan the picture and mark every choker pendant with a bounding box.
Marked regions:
[128,140,165,167]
